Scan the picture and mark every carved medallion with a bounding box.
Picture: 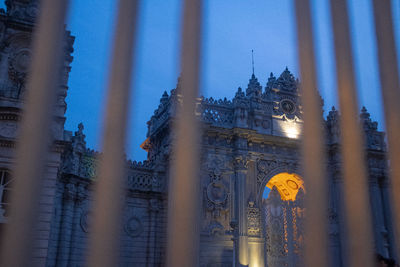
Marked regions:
[9,49,31,75]
[8,48,31,97]
[207,181,227,205]
[0,122,18,138]
[124,216,143,238]
[205,171,228,218]
[280,99,296,114]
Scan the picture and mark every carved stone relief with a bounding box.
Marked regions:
[247,201,261,236]
[8,49,30,82]
[257,159,289,186]
[205,170,228,218]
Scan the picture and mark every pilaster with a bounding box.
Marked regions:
[55,182,76,267]
[234,156,249,266]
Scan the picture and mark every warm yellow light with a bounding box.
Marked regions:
[248,242,263,267]
[266,172,305,201]
[285,126,299,138]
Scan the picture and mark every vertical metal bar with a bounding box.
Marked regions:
[294,1,328,267]
[329,0,375,266]
[86,0,139,266]
[0,0,69,266]
[372,0,400,259]
[166,0,202,266]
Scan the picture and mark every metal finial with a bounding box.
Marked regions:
[251,49,255,75]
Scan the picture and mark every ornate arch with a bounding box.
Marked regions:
[256,159,302,207]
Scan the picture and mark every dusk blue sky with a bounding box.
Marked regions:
[3,0,399,161]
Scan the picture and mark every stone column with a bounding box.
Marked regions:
[234,156,249,266]
[147,198,161,267]
[381,178,398,261]
[68,183,87,266]
[331,163,346,267]
[327,175,342,267]
[369,174,387,256]
[56,182,76,267]
[230,220,238,267]
[247,201,264,267]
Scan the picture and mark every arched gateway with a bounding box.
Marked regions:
[262,173,305,267]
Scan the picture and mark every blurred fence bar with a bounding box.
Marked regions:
[0,0,69,266]
[166,0,203,266]
[330,0,375,266]
[86,1,139,267]
[372,0,400,259]
[294,1,328,267]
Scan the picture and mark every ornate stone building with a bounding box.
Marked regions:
[0,1,396,266]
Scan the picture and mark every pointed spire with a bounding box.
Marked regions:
[266,72,277,91]
[360,106,378,131]
[235,87,245,98]
[361,106,368,114]
[77,122,84,134]
[327,106,339,121]
[72,123,86,152]
[246,73,262,97]
[160,90,169,105]
[360,106,370,120]
[275,67,297,92]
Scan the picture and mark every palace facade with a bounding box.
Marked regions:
[0,1,395,266]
